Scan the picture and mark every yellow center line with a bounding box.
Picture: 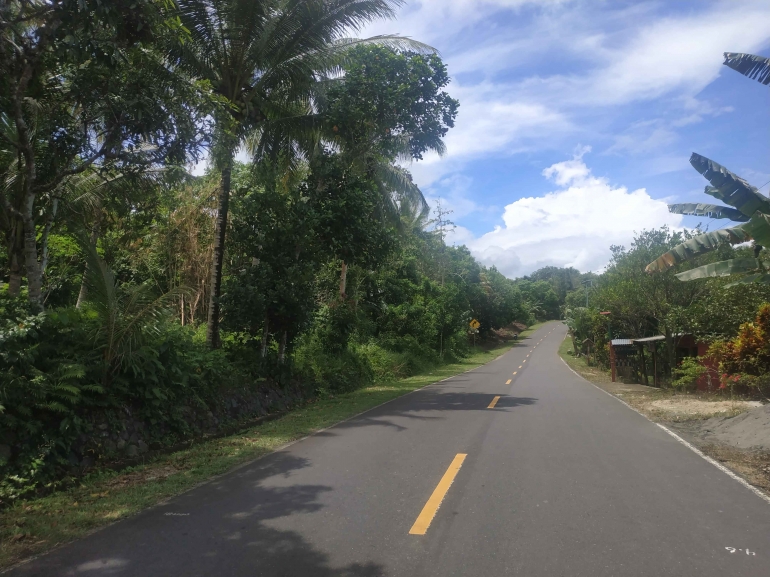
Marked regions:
[523,359,527,363]
[505,379,512,384]
[518,365,522,369]
[513,371,517,375]
[487,395,501,409]
[409,454,467,535]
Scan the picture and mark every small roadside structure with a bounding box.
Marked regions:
[608,333,716,387]
[609,339,636,383]
[632,334,712,388]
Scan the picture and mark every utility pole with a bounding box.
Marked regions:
[434,198,455,287]
[582,279,593,307]
[433,199,454,358]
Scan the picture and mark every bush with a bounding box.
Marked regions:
[293,334,373,393]
[352,341,435,381]
[0,293,252,503]
[671,357,706,392]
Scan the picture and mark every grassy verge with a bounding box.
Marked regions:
[558,335,770,496]
[1,337,528,570]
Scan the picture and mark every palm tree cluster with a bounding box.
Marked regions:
[1,0,452,348]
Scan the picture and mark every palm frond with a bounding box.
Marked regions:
[667,202,749,222]
[674,258,761,281]
[691,153,770,217]
[645,225,751,273]
[742,210,770,246]
[374,162,428,215]
[723,52,770,86]
[725,273,770,287]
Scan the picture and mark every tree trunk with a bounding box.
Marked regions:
[261,315,270,358]
[206,158,233,349]
[278,331,287,364]
[76,207,103,309]
[40,197,59,275]
[22,218,42,307]
[8,249,22,296]
[6,221,23,296]
[339,261,347,297]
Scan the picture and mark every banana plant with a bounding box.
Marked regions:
[646,51,770,283]
[723,52,770,86]
[646,153,770,281]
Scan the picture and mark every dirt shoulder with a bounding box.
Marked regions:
[558,335,770,497]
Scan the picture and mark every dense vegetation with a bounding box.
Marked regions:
[564,227,770,387]
[0,0,554,502]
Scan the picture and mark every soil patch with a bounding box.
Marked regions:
[648,399,761,419]
[698,404,770,451]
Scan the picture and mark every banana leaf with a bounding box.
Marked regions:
[725,274,770,287]
[723,52,770,86]
[742,211,770,246]
[691,153,770,217]
[675,258,760,281]
[668,203,748,222]
[645,225,751,273]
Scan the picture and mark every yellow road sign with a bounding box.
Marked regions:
[469,319,480,330]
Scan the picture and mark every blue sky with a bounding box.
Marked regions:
[364,0,770,277]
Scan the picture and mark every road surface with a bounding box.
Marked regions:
[9,322,770,576]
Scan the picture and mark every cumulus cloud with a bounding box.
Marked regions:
[461,152,683,277]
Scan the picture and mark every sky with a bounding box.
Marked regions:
[361,0,770,278]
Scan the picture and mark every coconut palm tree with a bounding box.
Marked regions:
[170,0,427,347]
[647,52,770,283]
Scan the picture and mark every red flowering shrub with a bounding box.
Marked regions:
[708,303,770,393]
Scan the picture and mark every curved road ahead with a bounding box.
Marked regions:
[10,322,770,576]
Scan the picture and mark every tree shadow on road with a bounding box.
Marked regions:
[310,392,538,436]
[10,453,387,577]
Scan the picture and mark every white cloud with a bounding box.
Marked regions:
[458,153,683,277]
[385,0,770,192]
[405,85,573,187]
[443,85,572,159]
[362,0,571,47]
[605,121,678,155]
[515,1,770,107]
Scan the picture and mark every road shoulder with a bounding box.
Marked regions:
[557,331,770,500]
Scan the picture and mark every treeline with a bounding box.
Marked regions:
[563,227,770,381]
[0,0,544,500]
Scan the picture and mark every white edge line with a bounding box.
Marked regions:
[558,347,770,506]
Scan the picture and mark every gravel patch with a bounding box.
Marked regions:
[700,404,770,451]
[648,399,762,418]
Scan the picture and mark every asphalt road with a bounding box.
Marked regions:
[10,322,770,576]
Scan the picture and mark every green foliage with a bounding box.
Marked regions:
[672,357,706,391]
[0,291,246,502]
[325,45,459,162]
[516,279,560,321]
